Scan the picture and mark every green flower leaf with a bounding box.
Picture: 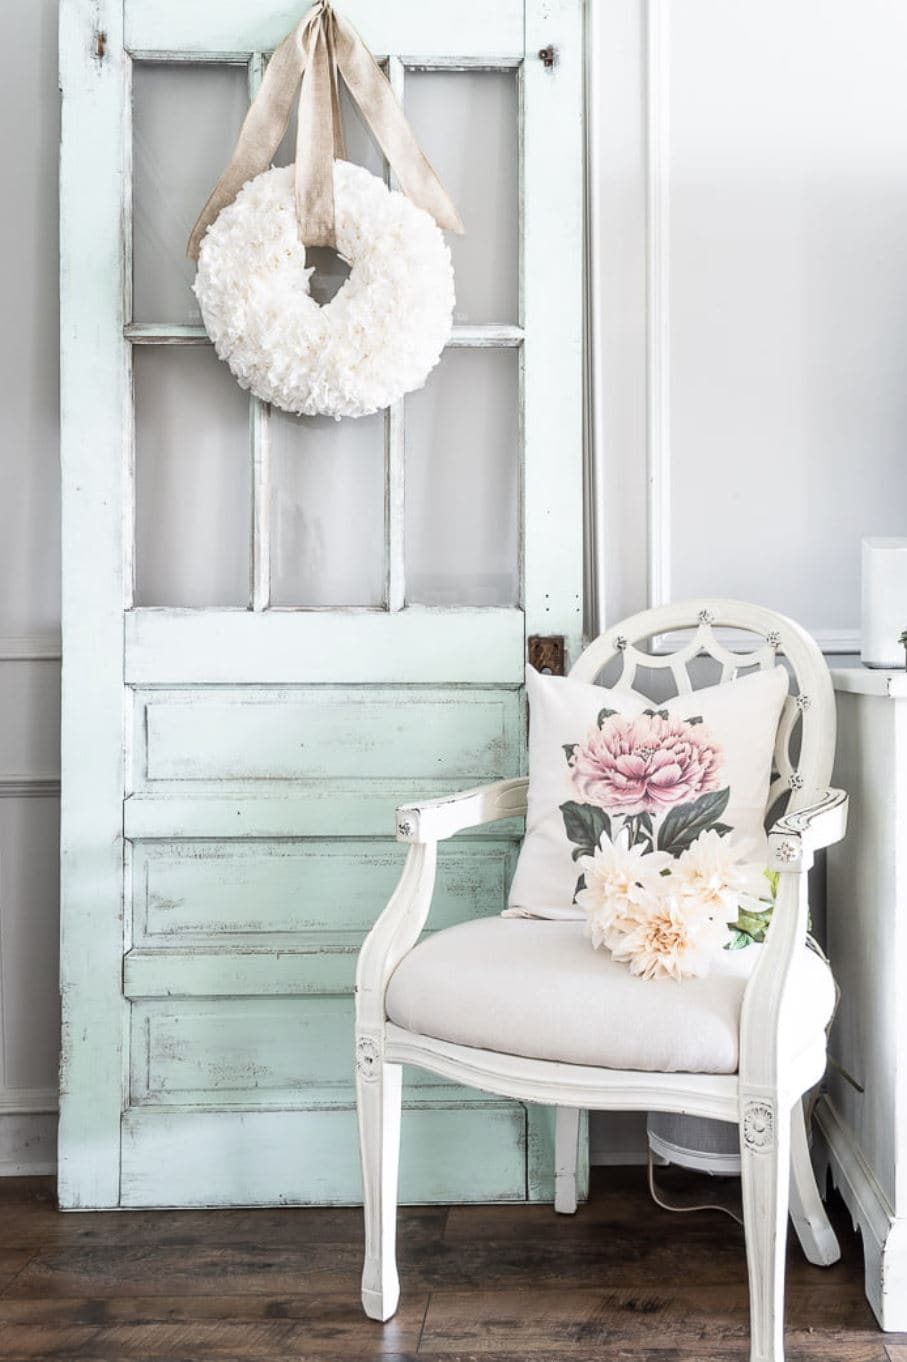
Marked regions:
[560,801,611,858]
[573,873,587,904]
[597,708,618,727]
[733,906,774,944]
[562,743,578,764]
[685,715,704,726]
[642,708,669,720]
[712,821,733,837]
[725,929,752,951]
[655,787,731,856]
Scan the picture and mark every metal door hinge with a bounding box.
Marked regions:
[528,634,566,675]
[538,44,556,69]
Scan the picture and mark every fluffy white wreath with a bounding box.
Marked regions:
[194,160,455,420]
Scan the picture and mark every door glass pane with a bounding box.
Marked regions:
[270,411,386,607]
[133,63,248,323]
[405,349,519,606]
[134,347,251,606]
[273,81,385,180]
[405,71,518,324]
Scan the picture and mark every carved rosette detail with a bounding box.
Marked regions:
[614,635,628,652]
[766,631,782,649]
[743,1100,775,1153]
[356,1036,381,1082]
[795,692,811,711]
[396,817,414,839]
[788,770,804,790]
[777,838,799,864]
[697,608,715,625]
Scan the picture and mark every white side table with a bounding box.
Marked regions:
[818,666,907,1330]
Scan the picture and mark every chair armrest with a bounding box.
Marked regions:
[356,779,529,1031]
[395,777,529,844]
[767,787,848,867]
[356,842,439,1030]
[740,788,847,1094]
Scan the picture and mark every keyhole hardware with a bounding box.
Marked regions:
[538,45,556,69]
[528,635,566,675]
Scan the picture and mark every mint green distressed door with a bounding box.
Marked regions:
[59,0,584,1208]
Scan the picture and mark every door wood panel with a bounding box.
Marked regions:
[131,839,519,941]
[125,0,526,60]
[136,689,520,785]
[121,1105,528,1207]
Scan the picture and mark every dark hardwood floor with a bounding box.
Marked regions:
[0,1166,902,1361]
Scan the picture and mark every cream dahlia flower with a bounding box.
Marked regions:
[672,829,769,921]
[607,889,734,982]
[576,833,671,950]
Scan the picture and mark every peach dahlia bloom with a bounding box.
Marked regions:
[607,890,734,982]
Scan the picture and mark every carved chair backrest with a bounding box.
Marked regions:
[569,600,835,818]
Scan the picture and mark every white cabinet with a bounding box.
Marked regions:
[818,667,907,1330]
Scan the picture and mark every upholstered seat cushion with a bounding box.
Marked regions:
[385,917,835,1075]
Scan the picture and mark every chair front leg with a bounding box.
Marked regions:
[740,1094,792,1362]
[356,1041,403,1322]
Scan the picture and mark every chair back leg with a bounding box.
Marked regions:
[356,1053,403,1321]
[788,1098,841,1266]
[554,1106,581,1214]
[740,1096,791,1362]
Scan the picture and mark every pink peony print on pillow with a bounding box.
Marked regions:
[568,709,722,815]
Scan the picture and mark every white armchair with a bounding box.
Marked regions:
[355,600,848,1362]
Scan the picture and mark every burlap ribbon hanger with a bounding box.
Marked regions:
[188,0,464,259]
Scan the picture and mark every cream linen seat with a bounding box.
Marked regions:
[386,917,836,1076]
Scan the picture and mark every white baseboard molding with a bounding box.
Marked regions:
[815,1095,907,1332]
[0,1087,58,1115]
[0,635,62,662]
[0,1110,57,1176]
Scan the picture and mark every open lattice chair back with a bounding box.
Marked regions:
[355,599,848,1362]
[570,599,836,824]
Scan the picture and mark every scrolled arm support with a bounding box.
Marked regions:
[395,776,528,844]
[357,779,529,1036]
[740,789,847,1095]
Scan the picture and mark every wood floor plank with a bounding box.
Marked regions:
[0,1178,444,1252]
[418,1284,878,1351]
[2,1243,365,1299]
[0,1322,419,1360]
[0,1252,35,1294]
[400,1350,890,1362]
[0,1292,424,1326]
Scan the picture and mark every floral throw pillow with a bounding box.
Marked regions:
[507,664,789,921]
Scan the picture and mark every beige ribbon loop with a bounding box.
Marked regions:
[187,0,463,261]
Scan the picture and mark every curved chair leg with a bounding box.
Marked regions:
[554,1106,581,1214]
[740,1097,791,1362]
[357,1055,403,1321]
[788,1098,841,1266]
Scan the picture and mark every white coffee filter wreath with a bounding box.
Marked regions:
[187,1,463,420]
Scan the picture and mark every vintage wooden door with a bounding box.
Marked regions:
[59,0,584,1208]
